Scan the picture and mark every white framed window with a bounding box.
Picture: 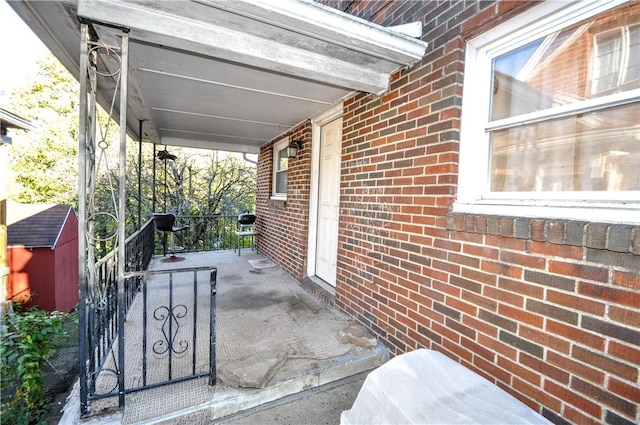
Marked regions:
[457,0,640,224]
[592,24,640,94]
[272,138,289,199]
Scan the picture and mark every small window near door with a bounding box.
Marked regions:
[272,138,289,199]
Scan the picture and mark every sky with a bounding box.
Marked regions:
[0,0,49,102]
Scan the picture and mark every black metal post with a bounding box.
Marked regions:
[163,158,168,255]
[142,274,148,386]
[168,271,174,380]
[192,270,197,375]
[209,268,217,386]
[152,144,156,213]
[138,120,143,230]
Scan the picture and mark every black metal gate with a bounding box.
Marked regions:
[128,267,217,391]
[79,262,217,414]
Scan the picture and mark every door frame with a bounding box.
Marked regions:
[306,104,343,281]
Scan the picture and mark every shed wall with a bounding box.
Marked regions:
[7,209,78,312]
[8,247,56,310]
[53,212,78,312]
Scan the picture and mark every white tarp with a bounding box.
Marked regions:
[341,349,552,425]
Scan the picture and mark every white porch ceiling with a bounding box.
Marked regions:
[8,0,427,154]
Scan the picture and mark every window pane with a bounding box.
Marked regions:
[275,169,288,194]
[592,30,623,93]
[491,3,640,121]
[277,148,289,172]
[624,25,640,85]
[489,103,640,192]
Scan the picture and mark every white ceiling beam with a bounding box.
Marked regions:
[162,137,261,154]
[78,0,401,94]
[202,0,428,64]
[153,107,291,129]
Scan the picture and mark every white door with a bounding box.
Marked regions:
[315,117,342,286]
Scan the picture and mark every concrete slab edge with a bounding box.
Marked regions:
[138,344,388,424]
[214,370,373,425]
[57,380,123,425]
[59,345,388,425]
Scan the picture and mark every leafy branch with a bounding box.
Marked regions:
[1,304,68,425]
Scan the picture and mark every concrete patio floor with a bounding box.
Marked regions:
[62,250,386,424]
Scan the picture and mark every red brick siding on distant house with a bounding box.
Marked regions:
[256,2,640,425]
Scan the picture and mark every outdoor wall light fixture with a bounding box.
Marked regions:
[286,140,303,159]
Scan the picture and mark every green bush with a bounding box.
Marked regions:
[1,304,66,425]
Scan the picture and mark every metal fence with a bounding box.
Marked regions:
[125,267,217,391]
[81,214,250,411]
[156,214,247,255]
[82,219,155,409]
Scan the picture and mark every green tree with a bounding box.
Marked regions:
[161,150,256,216]
[7,54,257,250]
[122,147,257,253]
[8,54,80,206]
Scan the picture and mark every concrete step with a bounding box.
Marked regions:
[147,343,387,424]
[64,343,385,425]
[212,345,386,422]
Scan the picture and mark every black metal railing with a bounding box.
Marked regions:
[83,214,253,409]
[85,214,240,375]
[82,216,232,411]
[83,218,155,404]
[155,214,250,255]
[125,219,155,308]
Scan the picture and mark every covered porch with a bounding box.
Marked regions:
[7,0,427,420]
[63,248,385,423]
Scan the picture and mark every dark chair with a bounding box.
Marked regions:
[235,212,257,256]
[153,213,190,262]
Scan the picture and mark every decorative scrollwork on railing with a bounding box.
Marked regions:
[93,254,116,312]
[88,368,119,396]
[152,305,188,355]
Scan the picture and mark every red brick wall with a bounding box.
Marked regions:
[256,1,639,424]
[256,123,312,279]
[325,2,638,425]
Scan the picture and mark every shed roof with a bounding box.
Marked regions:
[7,203,75,249]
